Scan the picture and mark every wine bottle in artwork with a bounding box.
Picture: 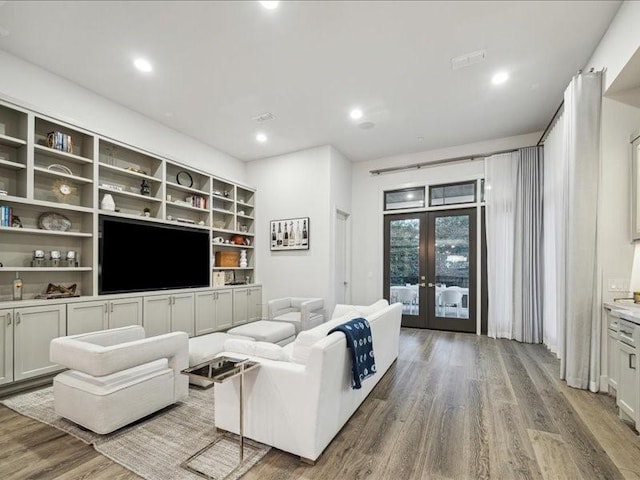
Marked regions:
[277,222,283,246]
[295,220,301,246]
[283,222,289,247]
[289,221,295,246]
[271,223,277,248]
[302,219,308,246]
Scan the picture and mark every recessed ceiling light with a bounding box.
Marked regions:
[491,71,509,85]
[133,58,153,73]
[350,108,363,120]
[256,133,267,143]
[259,1,279,9]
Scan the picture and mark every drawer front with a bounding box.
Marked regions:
[618,319,636,348]
[607,312,620,332]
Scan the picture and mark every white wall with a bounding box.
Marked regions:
[0,50,246,183]
[328,146,353,310]
[247,146,332,311]
[350,131,541,305]
[585,1,640,91]
[600,98,640,303]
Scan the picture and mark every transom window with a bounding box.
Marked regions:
[429,181,477,206]
[384,187,425,211]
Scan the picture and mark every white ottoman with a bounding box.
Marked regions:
[226,320,296,346]
[188,332,253,386]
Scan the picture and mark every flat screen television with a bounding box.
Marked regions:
[99,215,210,294]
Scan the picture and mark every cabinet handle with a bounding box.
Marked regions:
[6,312,11,326]
[631,353,637,370]
[15,313,20,325]
[104,303,108,314]
[169,297,172,305]
[110,302,114,313]
[620,329,633,336]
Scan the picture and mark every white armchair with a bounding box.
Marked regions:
[49,325,188,434]
[267,297,325,334]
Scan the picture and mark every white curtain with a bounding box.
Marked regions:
[542,71,602,391]
[542,113,566,354]
[562,72,602,391]
[513,147,544,343]
[485,152,518,339]
[485,148,544,342]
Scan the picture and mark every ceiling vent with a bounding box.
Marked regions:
[252,112,275,123]
[451,50,486,70]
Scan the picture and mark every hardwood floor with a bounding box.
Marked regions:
[1,329,639,480]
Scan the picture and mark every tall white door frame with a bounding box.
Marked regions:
[334,209,352,306]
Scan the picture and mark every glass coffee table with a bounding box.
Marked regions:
[181,356,261,480]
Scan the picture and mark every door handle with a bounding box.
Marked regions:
[16,313,20,325]
[631,353,637,370]
[426,283,435,288]
[104,302,108,314]
[6,312,11,326]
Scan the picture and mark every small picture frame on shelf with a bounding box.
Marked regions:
[270,217,309,251]
[213,271,225,287]
[224,270,235,284]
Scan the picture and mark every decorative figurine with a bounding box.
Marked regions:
[11,215,23,228]
[140,179,150,196]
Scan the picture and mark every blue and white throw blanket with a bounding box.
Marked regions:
[328,317,376,390]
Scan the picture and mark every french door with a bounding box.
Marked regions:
[383,208,477,333]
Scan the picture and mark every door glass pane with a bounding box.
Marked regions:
[434,215,469,319]
[389,218,419,316]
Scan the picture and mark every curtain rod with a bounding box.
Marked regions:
[369,146,535,176]
[537,100,564,146]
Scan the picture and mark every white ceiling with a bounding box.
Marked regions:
[0,1,621,162]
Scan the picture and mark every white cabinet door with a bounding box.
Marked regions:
[195,291,216,336]
[607,329,619,392]
[67,301,108,335]
[0,309,13,385]
[171,293,195,336]
[109,297,143,329]
[143,295,172,337]
[14,305,66,381]
[617,341,637,421]
[232,288,248,326]
[216,289,234,330]
[247,286,262,322]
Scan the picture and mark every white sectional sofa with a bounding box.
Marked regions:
[214,300,402,462]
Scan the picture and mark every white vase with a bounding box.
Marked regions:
[239,249,248,268]
[101,193,116,211]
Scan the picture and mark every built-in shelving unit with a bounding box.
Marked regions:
[0,96,257,302]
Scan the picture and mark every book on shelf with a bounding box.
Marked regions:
[0,205,13,227]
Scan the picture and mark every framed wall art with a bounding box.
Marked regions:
[270,217,309,251]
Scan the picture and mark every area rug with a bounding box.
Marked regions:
[1,387,270,480]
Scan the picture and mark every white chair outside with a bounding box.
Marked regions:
[396,286,418,315]
[440,288,464,317]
